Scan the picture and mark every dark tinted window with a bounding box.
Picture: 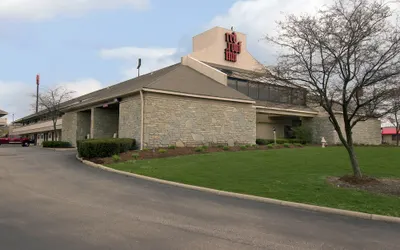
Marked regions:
[279,87,291,103]
[292,90,306,105]
[269,86,281,102]
[227,77,307,105]
[258,84,270,101]
[227,79,237,90]
[237,80,248,96]
[248,82,259,99]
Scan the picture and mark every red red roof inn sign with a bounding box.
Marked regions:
[224,32,242,62]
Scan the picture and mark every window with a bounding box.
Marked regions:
[269,86,281,102]
[227,77,307,105]
[292,90,306,105]
[236,80,249,96]
[227,79,237,90]
[279,87,291,103]
[258,85,270,101]
[248,82,259,99]
[392,135,400,141]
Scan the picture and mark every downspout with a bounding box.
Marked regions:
[140,90,144,150]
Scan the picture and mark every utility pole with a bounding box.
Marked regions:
[36,74,40,113]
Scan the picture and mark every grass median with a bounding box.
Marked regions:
[107,147,400,217]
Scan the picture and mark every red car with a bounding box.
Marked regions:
[0,134,35,147]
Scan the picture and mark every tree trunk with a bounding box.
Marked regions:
[397,130,399,147]
[345,144,362,178]
[53,120,57,142]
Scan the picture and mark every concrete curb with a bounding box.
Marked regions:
[42,147,77,152]
[76,154,400,224]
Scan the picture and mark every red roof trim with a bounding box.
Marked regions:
[382,127,398,135]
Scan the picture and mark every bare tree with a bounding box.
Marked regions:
[33,86,75,141]
[387,89,400,146]
[265,0,400,178]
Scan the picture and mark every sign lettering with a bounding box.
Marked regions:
[224,32,242,62]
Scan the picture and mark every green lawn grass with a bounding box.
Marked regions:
[108,147,400,216]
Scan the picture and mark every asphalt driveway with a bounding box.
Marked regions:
[0,145,399,250]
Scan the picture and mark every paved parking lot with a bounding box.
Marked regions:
[0,145,399,249]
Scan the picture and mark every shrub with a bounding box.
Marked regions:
[132,153,140,159]
[256,139,274,145]
[240,145,247,150]
[42,141,72,148]
[292,126,313,144]
[283,143,291,148]
[217,145,224,148]
[142,148,149,151]
[158,149,167,154]
[201,145,209,150]
[276,139,289,145]
[168,145,176,149]
[77,138,134,158]
[267,144,274,149]
[294,143,303,147]
[257,139,292,145]
[223,146,230,151]
[194,147,204,152]
[245,144,251,148]
[112,154,121,162]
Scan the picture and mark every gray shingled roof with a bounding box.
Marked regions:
[15,63,253,122]
[0,109,8,117]
[145,65,253,101]
[206,62,305,89]
[255,101,318,113]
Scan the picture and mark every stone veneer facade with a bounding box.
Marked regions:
[91,107,119,139]
[303,114,381,145]
[62,112,78,146]
[76,111,91,141]
[118,95,142,146]
[142,93,256,148]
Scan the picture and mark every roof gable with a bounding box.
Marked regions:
[61,63,180,110]
[145,65,253,101]
[0,109,7,117]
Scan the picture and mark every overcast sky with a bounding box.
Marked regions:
[0,0,366,121]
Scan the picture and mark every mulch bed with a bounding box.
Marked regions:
[88,144,303,165]
[327,176,400,197]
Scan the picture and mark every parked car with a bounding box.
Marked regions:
[0,134,35,147]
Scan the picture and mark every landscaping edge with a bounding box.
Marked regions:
[76,154,400,224]
[42,147,77,152]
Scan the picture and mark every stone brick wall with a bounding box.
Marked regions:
[61,112,78,146]
[333,115,381,145]
[143,93,256,148]
[92,107,119,138]
[119,95,142,146]
[303,114,381,145]
[76,110,91,140]
[303,116,337,144]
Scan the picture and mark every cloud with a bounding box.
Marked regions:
[0,78,104,121]
[58,78,104,98]
[100,46,181,79]
[0,80,31,122]
[210,0,400,65]
[0,0,150,21]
